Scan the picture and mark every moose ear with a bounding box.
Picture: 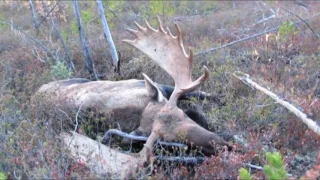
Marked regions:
[142,73,165,102]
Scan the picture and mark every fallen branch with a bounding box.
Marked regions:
[101,129,187,148]
[244,163,293,176]
[156,156,205,164]
[233,72,320,136]
[0,20,54,58]
[195,12,320,56]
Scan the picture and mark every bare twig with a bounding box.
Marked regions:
[244,163,292,176]
[36,1,58,29]
[281,7,319,39]
[233,72,320,136]
[74,102,84,132]
[32,46,46,62]
[195,12,320,56]
[245,163,263,170]
[0,20,54,58]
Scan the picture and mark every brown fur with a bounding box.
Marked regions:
[34,78,210,138]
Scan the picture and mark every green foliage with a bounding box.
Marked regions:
[0,172,7,180]
[71,20,78,34]
[238,152,287,180]
[278,21,298,42]
[61,30,68,42]
[102,1,125,30]
[71,10,93,34]
[51,61,72,80]
[0,19,9,30]
[81,10,93,25]
[149,0,176,17]
[134,0,177,26]
[104,0,125,11]
[239,168,252,180]
[264,152,288,180]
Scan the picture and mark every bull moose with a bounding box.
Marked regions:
[34,17,232,161]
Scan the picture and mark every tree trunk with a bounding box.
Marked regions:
[42,0,75,71]
[72,0,98,80]
[96,0,119,71]
[29,0,40,35]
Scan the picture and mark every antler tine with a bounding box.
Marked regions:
[125,27,138,37]
[180,66,210,92]
[144,18,157,32]
[175,23,187,58]
[157,16,166,33]
[188,48,193,69]
[166,26,175,38]
[134,21,146,31]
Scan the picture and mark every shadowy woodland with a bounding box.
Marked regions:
[0,1,320,179]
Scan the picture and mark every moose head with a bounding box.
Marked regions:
[123,17,232,160]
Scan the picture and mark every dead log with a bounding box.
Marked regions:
[61,131,141,178]
[233,72,320,136]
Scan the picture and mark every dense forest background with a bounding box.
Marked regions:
[0,1,320,179]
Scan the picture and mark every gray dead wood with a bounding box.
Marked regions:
[72,0,98,80]
[96,0,119,69]
[102,129,187,148]
[29,0,38,30]
[195,12,320,56]
[61,131,140,178]
[0,21,54,59]
[233,72,320,136]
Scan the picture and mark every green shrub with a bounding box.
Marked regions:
[239,168,252,180]
[51,61,72,80]
[264,152,288,180]
[0,172,7,180]
[239,152,288,180]
[278,21,298,42]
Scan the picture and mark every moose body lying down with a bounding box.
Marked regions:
[36,77,209,135]
[34,17,232,161]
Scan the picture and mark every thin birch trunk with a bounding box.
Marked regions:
[96,0,119,71]
[29,0,38,29]
[29,0,40,35]
[72,0,98,80]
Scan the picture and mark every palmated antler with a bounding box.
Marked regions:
[123,17,209,107]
